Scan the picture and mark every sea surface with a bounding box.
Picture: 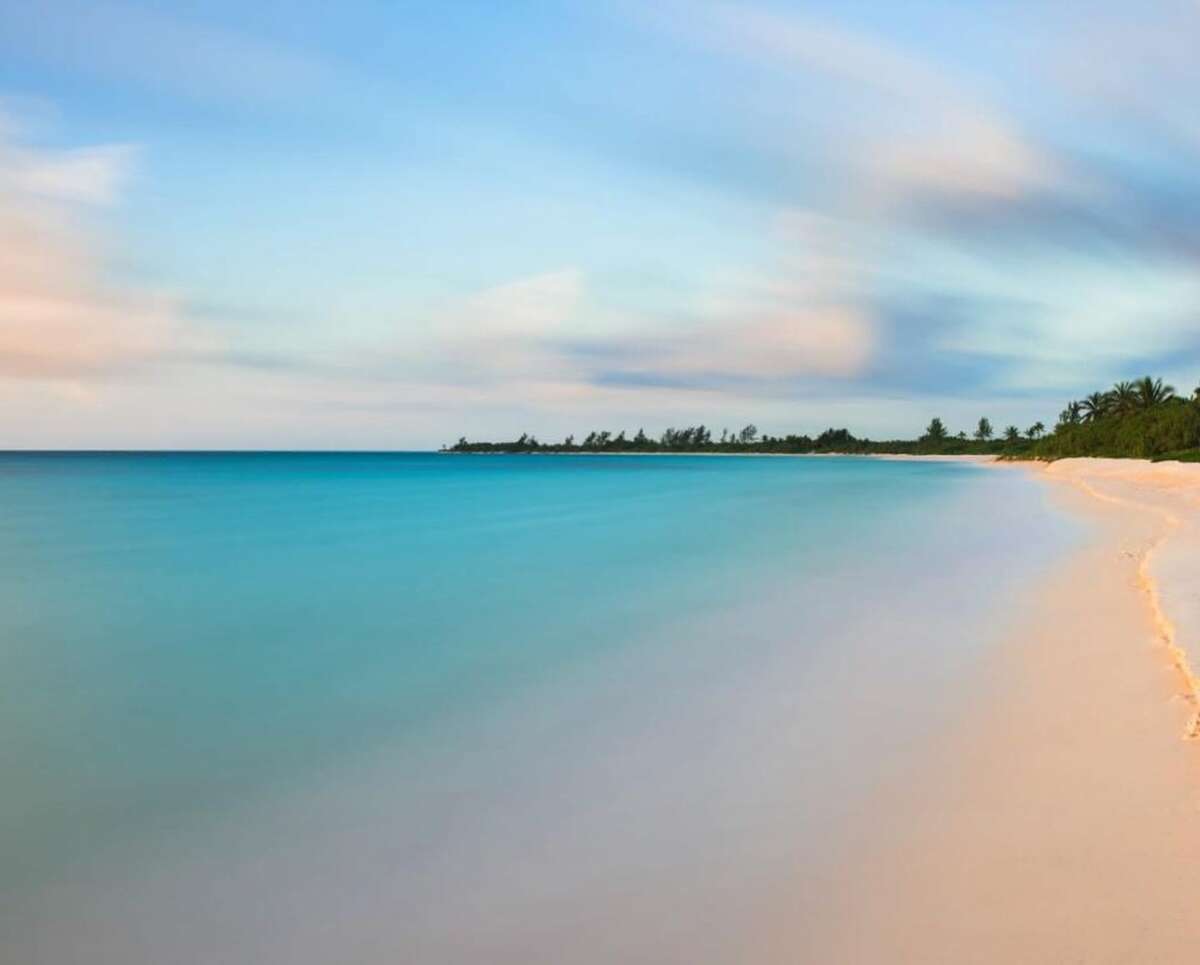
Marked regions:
[0,453,1078,963]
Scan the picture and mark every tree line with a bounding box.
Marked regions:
[1022,377,1200,460]
[446,376,1200,461]
[447,424,862,454]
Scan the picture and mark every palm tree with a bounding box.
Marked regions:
[1027,421,1045,440]
[1110,380,1138,416]
[1004,425,1020,442]
[1135,376,1175,409]
[1079,391,1109,422]
[1058,401,1082,427]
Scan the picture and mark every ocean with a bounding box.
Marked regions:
[0,453,1078,963]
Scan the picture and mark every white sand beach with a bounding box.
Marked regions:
[801,458,1200,962]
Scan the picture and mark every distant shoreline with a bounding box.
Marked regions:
[448,382,1200,462]
[440,449,1003,461]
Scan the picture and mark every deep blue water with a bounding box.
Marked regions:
[0,453,1078,963]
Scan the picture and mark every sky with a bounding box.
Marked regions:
[2,0,1199,448]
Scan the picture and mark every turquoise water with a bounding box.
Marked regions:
[1,454,1077,963]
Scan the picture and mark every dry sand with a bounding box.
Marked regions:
[794,458,1200,963]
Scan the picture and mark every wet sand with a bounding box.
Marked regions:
[799,458,1200,963]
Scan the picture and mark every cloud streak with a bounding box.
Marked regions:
[665,1,1061,204]
[421,220,875,400]
[635,1,1200,400]
[6,2,1200,446]
[0,118,200,382]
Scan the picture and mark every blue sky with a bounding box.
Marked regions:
[2,0,1199,447]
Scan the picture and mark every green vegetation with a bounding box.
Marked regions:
[448,423,1022,457]
[1028,378,1200,460]
[447,376,1200,462]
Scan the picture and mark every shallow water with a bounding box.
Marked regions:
[0,453,1078,962]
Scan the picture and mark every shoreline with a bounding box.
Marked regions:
[1040,459,1200,739]
[804,456,1200,961]
[439,449,1003,459]
[971,455,1199,738]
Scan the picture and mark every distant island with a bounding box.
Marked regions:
[446,376,1200,462]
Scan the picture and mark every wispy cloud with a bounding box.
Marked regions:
[662,1,1060,204]
[0,116,203,382]
[418,220,874,399]
[631,1,1200,401]
[3,138,135,205]
[637,212,874,382]
[6,2,1200,446]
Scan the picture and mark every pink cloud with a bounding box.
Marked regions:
[0,120,200,382]
[661,2,1060,203]
[673,213,875,379]
[420,223,874,394]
